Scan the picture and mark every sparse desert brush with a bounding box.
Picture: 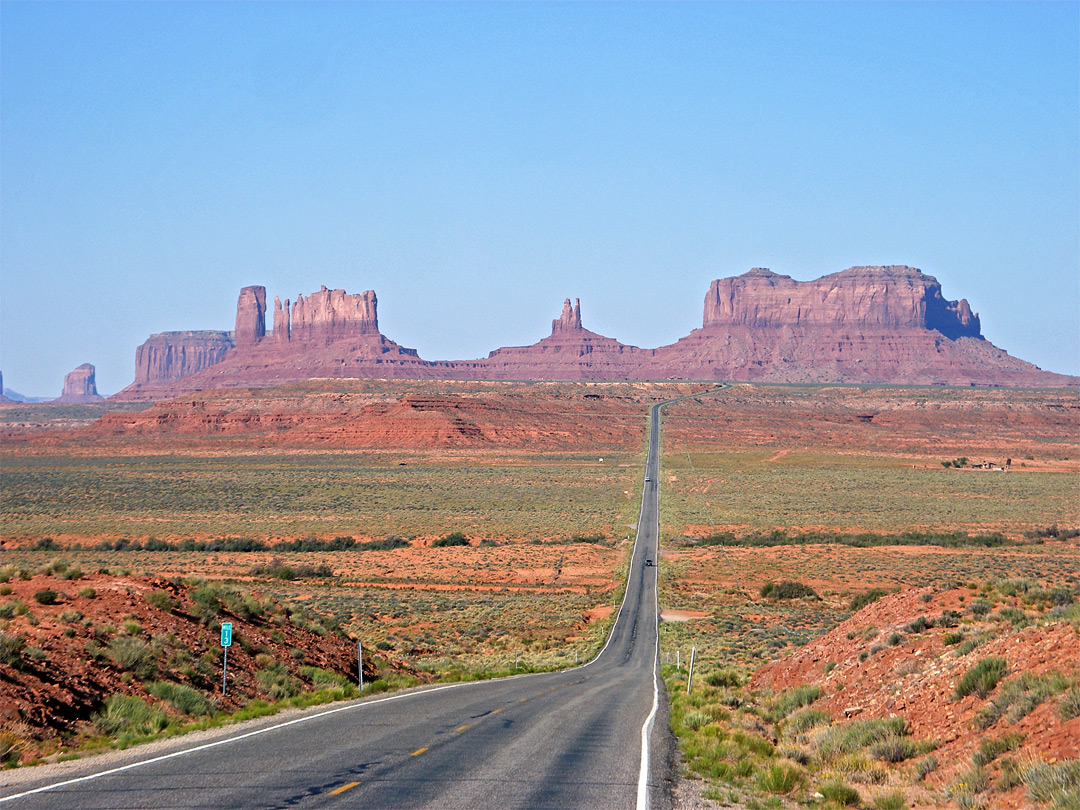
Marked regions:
[955,656,1008,700]
[95,694,169,737]
[146,681,212,716]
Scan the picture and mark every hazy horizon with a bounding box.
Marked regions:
[3,2,1077,396]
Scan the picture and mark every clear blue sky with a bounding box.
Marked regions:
[2,1,1077,396]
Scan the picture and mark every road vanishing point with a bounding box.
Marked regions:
[1,400,681,810]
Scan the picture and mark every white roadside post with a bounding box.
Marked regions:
[357,640,364,689]
[686,646,696,695]
[220,622,233,697]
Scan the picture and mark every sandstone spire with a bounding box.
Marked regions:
[551,298,582,334]
[235,286,267,347]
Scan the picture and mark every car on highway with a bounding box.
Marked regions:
[644,558,654,566]
[644,476,651,482]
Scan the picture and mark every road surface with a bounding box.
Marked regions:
[1,402,675,810]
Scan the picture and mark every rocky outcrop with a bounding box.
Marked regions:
[273,297,291,342]
[133,331,235,386]
[552,298,583,333]
[702,267,982,338]
[234,286,267,348]
[112,269,1076,399]
[56,363,104,403]
[288,286,380,345]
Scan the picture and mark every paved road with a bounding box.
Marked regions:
[1,403,674,810]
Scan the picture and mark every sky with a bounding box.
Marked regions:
[1,1,1077,397]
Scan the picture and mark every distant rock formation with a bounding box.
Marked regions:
[702,266,981,339]
[56,363,104,403]
[134,331,235,385]
[112,268,1076,399]
[234,286,267,348]
[551,298,583,333]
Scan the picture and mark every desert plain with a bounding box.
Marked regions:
[0,379,1077,809]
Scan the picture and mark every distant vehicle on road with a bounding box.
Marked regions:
[644,476,651,482]
[644,558,654,566]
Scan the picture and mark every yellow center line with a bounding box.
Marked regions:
[455,724,470,732]
[519,698,528,702]
[411,747,428,757]
[491,708,503,714]
[328,781,361,795]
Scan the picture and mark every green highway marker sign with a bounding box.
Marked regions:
[221,622,233,647]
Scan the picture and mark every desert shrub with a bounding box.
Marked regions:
[278,536,356,552]
[915,754,939,780]
[814,716,907,760]
[755,762,807,794]
[248,559,333,581]
[973,732,1023,767]
[869,734,917,763]
[33,538,60,551]
[771,685,822,719]
[1023,759,1080,807]
[818,777,860,806]
[146,681,211,716]
[106,636,156,678]
[968,598,992,617]
[363,536,409,551]
[955,657,1007,700]
[994,607,1032,629]
[256,663,301,700]
[123,620,142,635]
[1060,687,1080,720]
[888,632,904,646]
[95,694,168,736]
[943,631,965,645]
[0,726,27,766]
[681,711,710,731]
[787,708,829,734]
[938,609,962,628]
[58,609,82,623]
[32,589,58,605]
[975,671,1073,728]
[905,616,934,633]
[59,566,83,580]
[144,590,175,611]
[849,588,892,611]
[704,668,745,687]
[300,666,350,689]
[432,532,469,548]
[0,634,25,667]
[0,602,16,620]
[996,577,1038,596]
[78,586,96,599]
[760,580,819,600]
[873,791,906,810]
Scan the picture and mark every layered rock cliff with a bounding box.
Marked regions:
[134,331,235,386]
[112,268,1076,399]
[703,267,981,338]
[56,363,104,403]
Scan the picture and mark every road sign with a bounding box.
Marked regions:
[221,622,233,647]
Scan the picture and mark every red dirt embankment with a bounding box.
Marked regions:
[0,572,413,760]
[751,586,1080,808]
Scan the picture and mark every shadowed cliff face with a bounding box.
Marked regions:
[702,267,982,339]
[56,363,103,403]
[134,331,234,385]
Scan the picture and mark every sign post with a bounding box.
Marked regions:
[221,622,233,696]
[357,640,364,690]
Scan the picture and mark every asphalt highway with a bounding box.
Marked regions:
[1,402,674,810]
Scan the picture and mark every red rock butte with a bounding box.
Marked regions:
[114,268,1076,399]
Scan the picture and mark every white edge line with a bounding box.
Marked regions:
[0,677,518,804]
[4,403,671,805]
[637,403,662,810]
